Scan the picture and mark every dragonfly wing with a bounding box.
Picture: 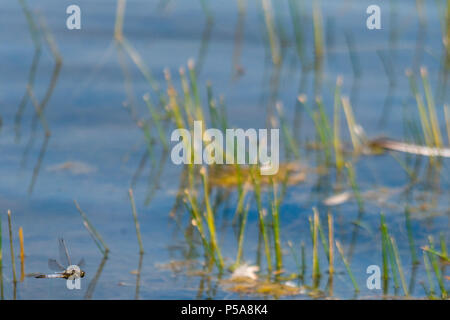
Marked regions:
[48,259,65,271]
[77,258,85,268]
[58,238,71,267]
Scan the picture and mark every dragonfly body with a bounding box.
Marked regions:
[35,269,85,279]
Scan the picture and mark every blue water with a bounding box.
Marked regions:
[0,0,448,299]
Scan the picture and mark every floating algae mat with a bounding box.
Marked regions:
[0,0,449,301]
[209,162,306,188]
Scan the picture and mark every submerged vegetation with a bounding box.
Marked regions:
[0,0,448,299]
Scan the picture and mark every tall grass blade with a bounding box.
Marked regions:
[444,104,450,145]
[345,162,364,212]
[261,0,281,66]
[251,168,272,274]
[335,240,359,292]
[334,77,344,171]
[234,202,250,268]
[404,208,419,265]
[341,97,361,152]
[18,227,25,282]
[271,182,282,272]
[74,200,109,254]
[390,236,409,296]
[129,189,145,254]
[420,67,442,147]
[200,167,224,271]
[427,236,447,298]
[7,210,16,284]
[312,208,321,284]
[423,251,435,297]
[328,213,334,277]
[143,93,168,150]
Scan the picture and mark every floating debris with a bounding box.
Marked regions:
[222,279,302,297]
[47,161,97,175]
[323,191,352,206]
[209,162,305,188]
[230,264,259,281]
[368,138,450,157]
[221,265,305,297]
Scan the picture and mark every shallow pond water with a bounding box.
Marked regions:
[0,0,448,299]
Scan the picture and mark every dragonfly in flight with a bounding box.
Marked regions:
[33,238,85,279]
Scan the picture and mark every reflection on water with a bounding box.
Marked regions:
[0,0,448,300]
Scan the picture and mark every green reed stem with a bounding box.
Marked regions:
[336,240,359,292]
[235,202,250,268]
[74,200,109,254]
[300,241,306,280]
[334,77,344,171]
[165,70,186,130]
[261,0,281,66]
[18,227,25,282]
[404,208,419,265]
[26,86,51,137]
[200,167,224,271]
[179,67,194,128]
[184,190,213,262]
[316,96,332,152]
[199,0,213,22]
[390,152,415,179]
[114,0,126,41]
[381,214,400,291]
[188,59,204,122]
[440,233,447,259]
[233,176,247,224]
[301,96,331,164]
[129,189,145,254]
[422,251,435,297]
[218,95,228,134]
[7,211,16,284]
[271,182,282,272]
[444,104,450,145]
[288,0,306,65]
[120,38,164,105]
[390,236,408,296]
[328,213,334,277]
[312,0,324,72]
[312,208,321,283]
[341,97,361,152]
[345,162,364,212]
[345,32,362,78]
[427,236,447,298]
[415,93,433,147]
[83,220,105,255]
[251,168,272,274]
[420,67,442,147]
[422,246,450,262]
[406,70,433,146]
[380,214,389,288]
[143,93,168,150]
[206,81,220,128]
[314,208,329,261]
[276,102,300,159]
